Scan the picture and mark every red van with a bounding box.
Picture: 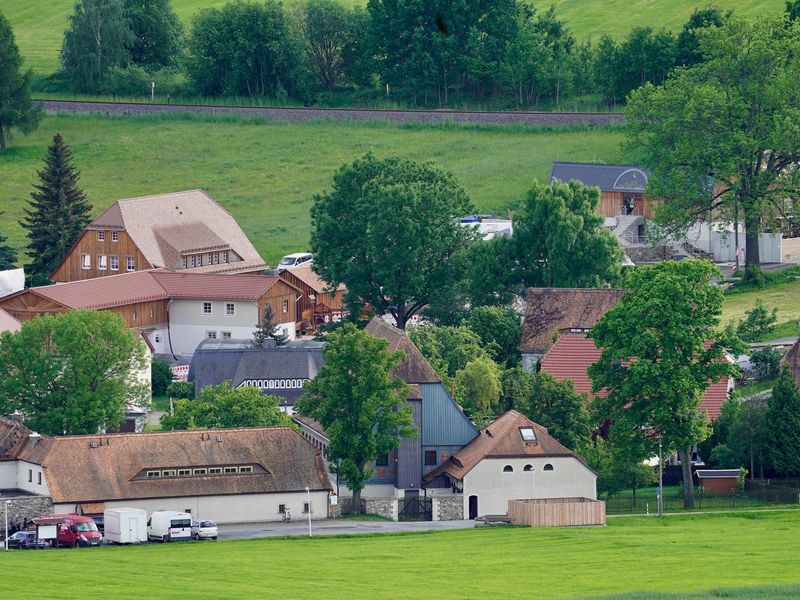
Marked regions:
[34,514,103,547]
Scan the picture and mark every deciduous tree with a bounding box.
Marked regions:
[0,11,40,150]
[464,305,522,367]
[589,260,741,507]
[160,382,291,430]
[626,15,800,283]
[311,153,475,329]
[675,6,729,66]
[524,372,591,452]
[408,323,489,385]
[454,356,501,419]
[295,0,355,91]
[123,0,183,68]
[296,324,414,512]
[736,300,778,343]
[0,309,148,435]
[21,133,92,286]
[61,0,133,93]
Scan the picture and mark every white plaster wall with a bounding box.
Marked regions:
[55,491,329,524]
[337,484,402,499]
[11,460,51,495]
[0,462,16,488]
[462,457,596,518]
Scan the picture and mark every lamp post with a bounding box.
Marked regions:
[305,487,313,538]
[658,439,664,518]
[4,499,10,551]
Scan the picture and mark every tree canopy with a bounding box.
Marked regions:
[454,356,501,420]
[160,381,292,430]
[0,219,17,270]
[626,15,800,282]
[0,309,147,435]
[0,11,40,150]
[310,153,475,329]
[296,324,414,512]
[21,133,92,285]
[464,305,522,368]
[589,259,741,507]
[766,366,800,476]
[523,372,592,453]
[123,0,184,68]
[408,323,489,385]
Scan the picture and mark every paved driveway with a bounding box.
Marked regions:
[217,518,476,540]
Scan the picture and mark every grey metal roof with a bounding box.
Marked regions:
[549,162,649,193]
[419,383,478,447]
[189,340,324,405]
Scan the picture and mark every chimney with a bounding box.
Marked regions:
[29,432,41,446]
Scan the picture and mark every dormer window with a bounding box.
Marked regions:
[520,427,537,442]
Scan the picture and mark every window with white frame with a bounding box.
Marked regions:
[207,331,217,339]
[223,251,229,263]
[282,299,289,313]
[202,301,212,315]
[98,255,107,270]
[222,332,231,339]
[110,255,119,271]
[181,256,187,269]
[81,254,90,269]
[97,231,105,241]
[126,256,135,271]
[111,231,119,242]
[207,253,213,265]
[225,303,235,316]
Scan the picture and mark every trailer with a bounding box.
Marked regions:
[104,508,148,544]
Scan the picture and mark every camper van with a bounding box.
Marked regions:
[147,511,192,542]
[104,508,148,544]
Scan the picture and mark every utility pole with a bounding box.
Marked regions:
[305,487,313,537]
[4,499,10,550]
[658,439,664,517]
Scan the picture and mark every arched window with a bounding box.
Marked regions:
[503,465,513,473]
[544,464,554,471]
[523,464,533,472]
[267,380,274,389]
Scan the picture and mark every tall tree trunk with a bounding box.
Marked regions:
[0,126,5,150]
[351,487,363,514]
[679,445,695,508]
[743,213,761,281]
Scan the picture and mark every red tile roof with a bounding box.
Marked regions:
[151,271,286,301]
[540,334,733,420]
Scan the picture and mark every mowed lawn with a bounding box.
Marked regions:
[1,511,799,599]
[722,280,800,327]
[3,0,785,74]
[0,113,626,266]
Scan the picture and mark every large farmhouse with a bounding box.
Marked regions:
[0,418,332,524]
[0,270,302,357]
[50,190,268,283]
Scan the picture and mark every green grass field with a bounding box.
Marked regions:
[721,268,800,329]
[3,0,786,74]
[1,511,799,599]
[0,113,626,266]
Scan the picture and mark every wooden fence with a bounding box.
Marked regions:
[508,497,606,527]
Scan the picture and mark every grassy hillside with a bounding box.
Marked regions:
[1,511,800,599]
[0,113,626,266]
[3,0,785,74]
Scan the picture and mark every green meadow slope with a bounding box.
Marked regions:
[3,0,785,74]
[1,511,799,599]
[0,113,627,266]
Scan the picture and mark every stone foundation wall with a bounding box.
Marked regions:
[336,496,398,521]
[1,494,54,536]
[432,495,464,521]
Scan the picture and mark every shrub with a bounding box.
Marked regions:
[166,380,194,399]
[750,347,781,380]
[150,357,172,396]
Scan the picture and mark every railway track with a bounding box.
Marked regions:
[38,99,625,127]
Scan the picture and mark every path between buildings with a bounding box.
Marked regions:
[217,518,476,540]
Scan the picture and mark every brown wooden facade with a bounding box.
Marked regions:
[278,270,345,331]
[257,280,301,328]
[597,192,658,219]
[51,230,153,283]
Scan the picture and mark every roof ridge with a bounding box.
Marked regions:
[48,425,296,442]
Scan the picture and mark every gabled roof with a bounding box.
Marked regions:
[550,162,649,193]
[14,426,332,504]
[365,318,440,384]
[15,270,294,311]
[539,334,733,420]
[0,418,32,461]
[423,410,581,483]
[86,190,267,273]
[0,308,21,333]
[781,339,800,387]
[282,265,346,294]
[520,288,625,354]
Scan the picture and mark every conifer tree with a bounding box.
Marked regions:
[0,219,17,270]
[766,366,800,476]
[21,133,91,285]
[0,11,41,150]
[251,303,289,348]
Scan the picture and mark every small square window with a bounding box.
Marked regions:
[81,254,91,269]
[238,466,253,474]
[98,255,107,271]
[375,453,389,467]
[282,300,289,313]
[110,255,119,271]
[520,427,537,442]
[224,467,237,474]
[208,467,222,475]
[225,303,235,317]
[202,301,212,315]
[424,450,437,466]
[193,468,207,476]
[97,231,105,241]
[278,504,286,514]
[222,332,231,340]
[162,470,176,477]
[147,471,160,478]
[207,331,217,339]
[178,469,191,476]
[111,231,119,242]
[126,256,135,272]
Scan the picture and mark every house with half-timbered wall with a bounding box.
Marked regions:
[50,190,267,283]
[0,270,301,358]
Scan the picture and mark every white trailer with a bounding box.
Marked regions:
[104,508,148,544]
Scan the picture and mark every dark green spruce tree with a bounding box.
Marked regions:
[0,218,17,270]
[251,303,289,348]
[766,366,800,476]
[21,133,92,285]
[0,11,41,150]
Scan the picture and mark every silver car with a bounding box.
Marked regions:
[190,520,218,540]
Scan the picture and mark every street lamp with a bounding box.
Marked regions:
[4,499,10,551]
[305,487,313,538]
[658,439,664,517]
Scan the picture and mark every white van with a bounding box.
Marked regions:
[278,252,312,269]
[147,511,192,542]
[105,508,148,544]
